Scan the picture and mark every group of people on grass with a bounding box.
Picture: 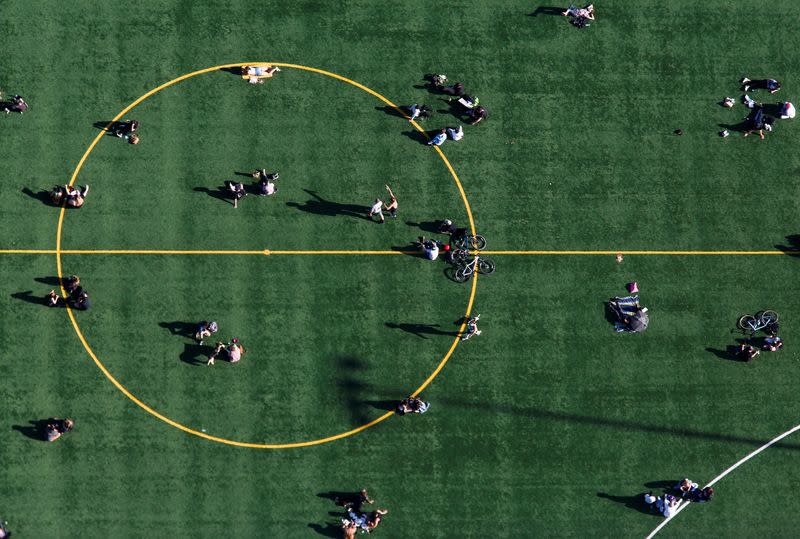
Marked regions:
[331,489,388,537]
[224,169,280,208]
[46,275,91,310]
[402,73,488,147]
[188,320,246,366]
[367,185,398,223]
[720,77,794,140]
[49,184,90,208]
[644,478,714,518]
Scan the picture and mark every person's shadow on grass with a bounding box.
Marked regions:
[596,491,660,516]
[775,234,800,256]
[527,6,564,16]
[159,321,197,339]
[21,187,59,207]
[193,186,235,206]
[307,523,341,538]
[374,105,408,119]
[385,322,459,339]
[11,419,51,441]
[405,220,441,233]
[286,189,371,220]
[180,343,209,366]
[10,290,59,307]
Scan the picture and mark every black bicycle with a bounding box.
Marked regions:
[451,233,486,251]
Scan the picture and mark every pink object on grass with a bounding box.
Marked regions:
[627,282,639,293]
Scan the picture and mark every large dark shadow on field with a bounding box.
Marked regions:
[775,234,800,256]
[286,189,370,220]
[596,491,661,516]
[361,400,398,412]
[21,187,60,207]
[334,355,373,426]
[439,399,800,450]
[527,6,564,16]
[11,419,51,441]
[33,276,62,286]
[193,186,235,205]
[385,322,459,339]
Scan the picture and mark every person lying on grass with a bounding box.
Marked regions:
[562,4,594,19]
[242,65,280,84]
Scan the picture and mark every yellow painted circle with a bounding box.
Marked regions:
[56,63,479,448]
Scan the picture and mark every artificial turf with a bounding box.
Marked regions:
[2,1,800,537]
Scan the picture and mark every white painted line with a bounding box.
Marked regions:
[645,423,800,538]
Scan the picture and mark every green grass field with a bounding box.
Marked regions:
[2,1,800,537]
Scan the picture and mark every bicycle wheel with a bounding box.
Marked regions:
[470,235,487,251]
[737,314,756,332]
[478,258,496,275]
[450,249,470,266]
[760,310,779,324]
[453,267,471,283]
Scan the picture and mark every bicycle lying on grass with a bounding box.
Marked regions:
[737,310,779,335]
[451,250,495,282]
[451,233,486,251]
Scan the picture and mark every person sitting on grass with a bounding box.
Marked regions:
[341,520,357,539]
[655,494,679,518]
[112,119,139,143]
[46,290,59,307]
[407,103,432,122]
[396,397,430,415]
[427,128,447,146]
[694,486,714,503]
[737,343,760,361]
[447,125,464,141]
[65,184,90,208]
[227,338,245,363]
[44,418,74,442]
[762,335,783,351]
[242,65,281,84]
[365,509,388,531]
[461,314,482,341]
[254,170,279,196]
[224,181,247,208]
[676,478,698,499]
[3,94,28,114]
[71,290,91,310]
[195,321,219,345]
[467,105,488,125]
[65,275,80,294]
[414,236,441,260]
[743,106,774,140]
